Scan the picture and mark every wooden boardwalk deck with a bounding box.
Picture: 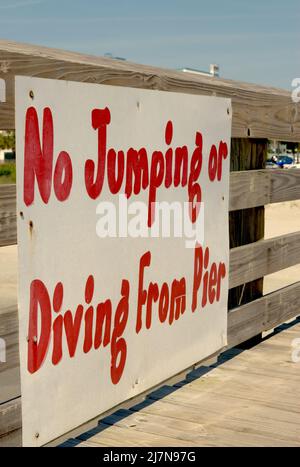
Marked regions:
[1,319,300,447]
[58,319,300,447]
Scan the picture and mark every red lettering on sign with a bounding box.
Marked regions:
[23,107,227,232]
[208,141,228,182]
[26,247,226,384]
[53,151,73,202]
[192,244,227,312]
[24,107,73,205]
[111,280,129,384]
[136,251,186,333]
[24,107,54,206]
[64,306,84,358]
[85,107,111,199]
[27,279,52,374]
[26,275,129,385]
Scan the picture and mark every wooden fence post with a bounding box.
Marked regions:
[228,138,268,347]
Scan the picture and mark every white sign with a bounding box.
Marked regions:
[16,76,231,446]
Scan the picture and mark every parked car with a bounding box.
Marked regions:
[276,155,294,168]
[266,158,278,169]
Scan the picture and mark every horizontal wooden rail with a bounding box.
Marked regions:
[0,184,16,247]
[227,281,300,348]
[0,40,299,140]
[0,305,19,375]
[229,231,300,289]
[2,169,300,247]
[0,397,21,437]
[229,169,300,211]
[2,280,300,440]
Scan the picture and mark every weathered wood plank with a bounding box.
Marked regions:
[230,170,271,210]
[0,367,20,404]
[132,396,300,446]
[0,305,19,374]
[227,282,300,348]
[229,169,300,211]
[101,408,211,445]
[229,231,300,288]
[271,169,300,203]
[0,427,21,447]
[0,40,299,140]
[77,421,201,447]
[73,322,300,447]
[100,409,300,447]
[0,184,16,247]
[0,398,21,437]
[229,139,267,314]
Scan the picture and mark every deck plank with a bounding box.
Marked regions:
[71,322,300,447]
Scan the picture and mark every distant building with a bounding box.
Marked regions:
[104,53,126,61]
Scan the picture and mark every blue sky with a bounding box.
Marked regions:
[0,0,298,89]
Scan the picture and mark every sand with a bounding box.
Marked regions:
[0,244,17,313]
[264,200,300,294]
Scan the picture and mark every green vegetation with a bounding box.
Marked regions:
[0,131,15,151]
[0,162,16,184]
[0,131,16,184]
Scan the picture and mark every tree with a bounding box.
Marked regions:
[0,131,15,151]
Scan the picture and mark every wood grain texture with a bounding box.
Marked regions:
[0,367,20,404]
[271,169,300,203]
[0,40,299,140]
[69,321,300,447]
[0,184,16,247]
[230,170,271,210]
[0,305,19,375]
[228,139,267,312]
[0,398,21,437]
[229,231,300,288]
[78,421,201,447]
[229,169,300,211]
[0,427,21,447]
[227,282,300,348]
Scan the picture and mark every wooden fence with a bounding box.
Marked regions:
[0,40,300,442]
